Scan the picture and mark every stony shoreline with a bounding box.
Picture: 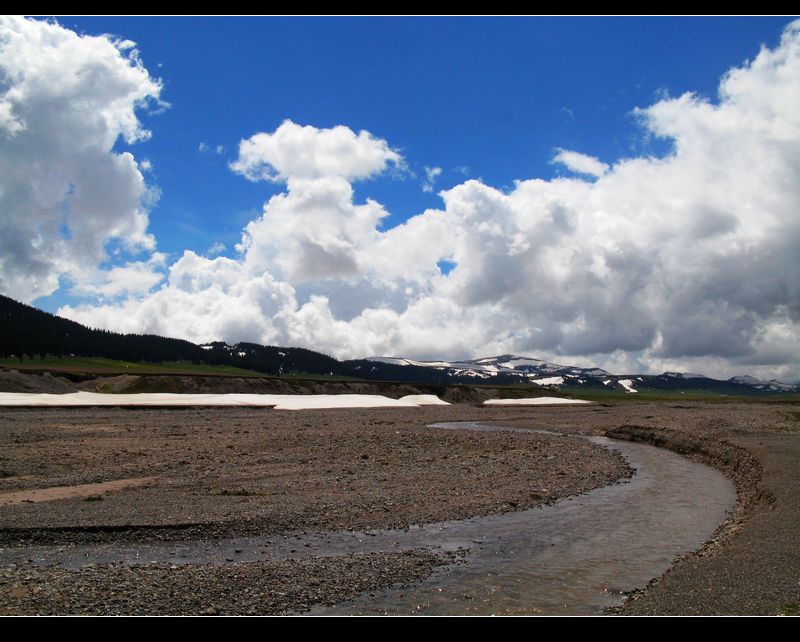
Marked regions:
[1,551,450,616]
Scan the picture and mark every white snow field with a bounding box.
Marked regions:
[397,394,451,405]
[483,397,592,406]
[0,392,596,409]
[0,391,444,410]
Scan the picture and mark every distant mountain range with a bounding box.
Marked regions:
[364,355,800,394]
[1,294,797,395]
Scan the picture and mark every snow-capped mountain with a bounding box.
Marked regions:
[367,354,610,383]
[365,354,800,394]
[728,375,800,393]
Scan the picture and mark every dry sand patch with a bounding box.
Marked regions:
[0,476,157,506]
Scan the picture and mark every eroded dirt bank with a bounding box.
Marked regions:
[606,424,799,615]
[0,369,543,403]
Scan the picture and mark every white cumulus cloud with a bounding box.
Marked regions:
[0,16,163,302]
[206,241,226,257]
[552,148,609,178]
[229,120,401,182]
[70,253,166,299]
[422,166,442,192]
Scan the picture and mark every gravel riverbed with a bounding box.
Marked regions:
[1,401,797,615]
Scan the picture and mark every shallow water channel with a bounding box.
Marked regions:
[3,422,737,615]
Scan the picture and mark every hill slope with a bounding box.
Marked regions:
[1,294,797,395]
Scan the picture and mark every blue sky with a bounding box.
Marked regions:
[48,16,790,276]
[2,16,799,380]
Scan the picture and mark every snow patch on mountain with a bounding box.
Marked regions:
[366,354,610,380]
[531,376,565,386]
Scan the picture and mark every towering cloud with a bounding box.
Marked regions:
[0,16,164,301]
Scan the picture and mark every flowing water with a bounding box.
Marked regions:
[2,422,736,615]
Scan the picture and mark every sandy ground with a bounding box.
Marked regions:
[1,401,798,615]
[0,477,156,506]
